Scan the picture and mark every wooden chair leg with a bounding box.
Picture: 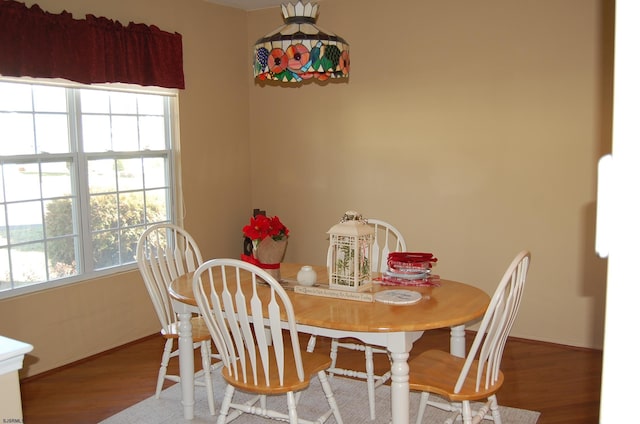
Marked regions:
[286,391,299,424]
[199,341,215,415]
[489,394,502,424]
[318,370,344,424]
[306,334,317,352]
[364,345,376,420]
[462,400,473,424]
[415,392,429,424]
[216,385,234,424]
[329,338,339,377]
[156,338,173,398]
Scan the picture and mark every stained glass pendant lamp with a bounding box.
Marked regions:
[253,1,350,83]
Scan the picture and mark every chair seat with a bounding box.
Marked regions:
[409,349,505,402]
[222,345,332,395]
[161,316,212,343]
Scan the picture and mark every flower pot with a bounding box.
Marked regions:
[253,237,288,281]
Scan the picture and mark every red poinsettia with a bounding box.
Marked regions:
[243,214,289,242]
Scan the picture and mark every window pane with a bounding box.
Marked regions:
[88,159,117,194]
[110,92,137,114]
[144,157,168,189]
[146,188,169,222]
[118,158,143,191]
[120,227,143,264]
[3,163,41,202]
[45,198,74,238]
[0,208,6,247]
[82,115,112,152]
[0,82,32,112]
[6,201,43,242]
[47,235,79,280]
[138,94,163,115]
[80,90,110,113]
[112,116,139,151]
[93,230,119,269]
[90,194,117,231]
[41,162,73,198]
[33,85,67,112]
[11,242,47,285]
[0,247,10,291]
[35,114,70,154]
[118,191,145,227]
[0,113,35,155]
[139,116,165,150]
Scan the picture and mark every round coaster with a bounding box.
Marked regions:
[374,289,423,305]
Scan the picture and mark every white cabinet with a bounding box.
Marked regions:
[0,336,33,421]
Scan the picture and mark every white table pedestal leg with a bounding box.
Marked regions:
[177,310,195,420]
[387,332,421,424]
[389,350,410,424]
[450,325,466,358]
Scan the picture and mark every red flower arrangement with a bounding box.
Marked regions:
[242,215,290,278]
[242,214,289,244]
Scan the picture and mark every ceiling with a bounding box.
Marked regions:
[204,0,292,11]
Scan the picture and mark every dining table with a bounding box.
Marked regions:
[168,262,490,423]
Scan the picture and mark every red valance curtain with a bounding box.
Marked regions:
[0,0,185,89]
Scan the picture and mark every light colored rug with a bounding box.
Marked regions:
[100,372,540,424]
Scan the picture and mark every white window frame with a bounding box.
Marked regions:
[0,76,180,299]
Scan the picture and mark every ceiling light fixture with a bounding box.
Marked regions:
[253,1,349,83]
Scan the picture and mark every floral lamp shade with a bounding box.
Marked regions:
[327,211,373,292]
[253,1,350,83]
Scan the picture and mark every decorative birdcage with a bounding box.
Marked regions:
[327,211,374,291]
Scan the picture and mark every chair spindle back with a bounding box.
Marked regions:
[193,258,305,388]
[455,250,531,393]
[136,223,203,333]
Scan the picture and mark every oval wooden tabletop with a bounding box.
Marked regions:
[169,262,490,333]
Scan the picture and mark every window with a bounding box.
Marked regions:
[0,78,177,297]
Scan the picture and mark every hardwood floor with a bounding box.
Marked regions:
[20,329,602,423]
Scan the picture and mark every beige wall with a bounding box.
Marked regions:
[0,0,613,378]
[0,0,252,377]
[248,0,613,349]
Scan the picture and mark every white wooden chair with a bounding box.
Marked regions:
[307,218,406,420]
[409,250,531,424]
[136,223,217,415]
[193,258,343,424]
